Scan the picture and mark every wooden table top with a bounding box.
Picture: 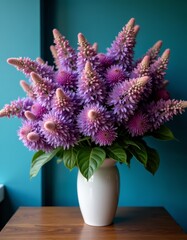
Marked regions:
[0,207,186,240]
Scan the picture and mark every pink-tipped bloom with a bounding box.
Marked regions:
[77,33,99,73]
[107,18,138,74]
[53,29,77,71]
[30,72,56,109]
[7,57,54,79]
[77,61,105,104]
[18,121,52,152]
[147,99,186,130]
[108,76,149,122]
[77,104,112,136]
[0,98,33,119]
[40,112,78,149]
[150,49,170,90]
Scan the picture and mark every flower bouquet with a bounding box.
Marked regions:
[0,18,186,180]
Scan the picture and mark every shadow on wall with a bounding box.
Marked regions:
[0,188,14,230]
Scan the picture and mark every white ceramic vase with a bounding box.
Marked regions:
[77,158,120,226]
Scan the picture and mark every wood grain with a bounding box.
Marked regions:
[0,207,186,239]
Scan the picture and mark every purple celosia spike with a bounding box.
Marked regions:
[20,80,36,99]
[131,56,150,78]
[146,99,187,130]
[107,18,139,74]
[146,40,163,63]
[55,69,78,91]
[150,49,170,90]
[92,125,117,146]
[105,64,127,88]
[77,61,105,104]
[7,58,55,79]
[18,120,52,152]
[77,33,99,73]
[0,98,33,119]
[126,111,150,137]
[53,29,77,71]
[30,72,56,109]
[77,103,112,137]
[131,56,152,99]
[40,112,78,149]
[51,88,77,117]
[108,76,149,122]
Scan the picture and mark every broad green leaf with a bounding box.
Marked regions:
[124,139,141,149]
[145,146,160,175]
[63,147,77,170]
[151,125,175,140]
[31,150,45,163]
[30,147,61,178]
[77,147,106,180]
[107,143,127,164]
[129,141,148,166]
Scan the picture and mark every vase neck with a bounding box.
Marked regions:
[101,158,116,168]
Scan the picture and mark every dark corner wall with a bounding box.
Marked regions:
[0,0,187,233]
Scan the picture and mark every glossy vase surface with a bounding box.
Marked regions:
[77,158,120,226]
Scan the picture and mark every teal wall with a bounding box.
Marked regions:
[0,0,187,233]
[42,0,187,232]
[0,0,42,228]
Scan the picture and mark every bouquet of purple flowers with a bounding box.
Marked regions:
[0,18,186,180]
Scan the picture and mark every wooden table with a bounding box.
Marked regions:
[0,207,186,239]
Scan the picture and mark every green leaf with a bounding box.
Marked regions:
[31,150,45,163]
[63,147,77,170]
[151,125,175,140]
[129,141,148,166]
[124,139,141,149]
[77,147,106,180]
[107,143,127,164]
[30,147,61,178]
[145,146,160,175]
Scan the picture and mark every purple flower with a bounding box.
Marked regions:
[105,65,126,87]
[107,18,139,74]
[92,125,117,146]
[30,72,56,109]
[150,49,170,90]
[40,111,78,149]
[55,70,77,91]
[0,98,33,119]
[108,76,149,122]
[77,33,99,74]
[77,61,105,104]
[18,120,52,152]
[7,57,55,79]
[146,99,187,130]
[77,104,112,136]
[51,88,78,118]
[126,111,150,137]
[53,29,77,71]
